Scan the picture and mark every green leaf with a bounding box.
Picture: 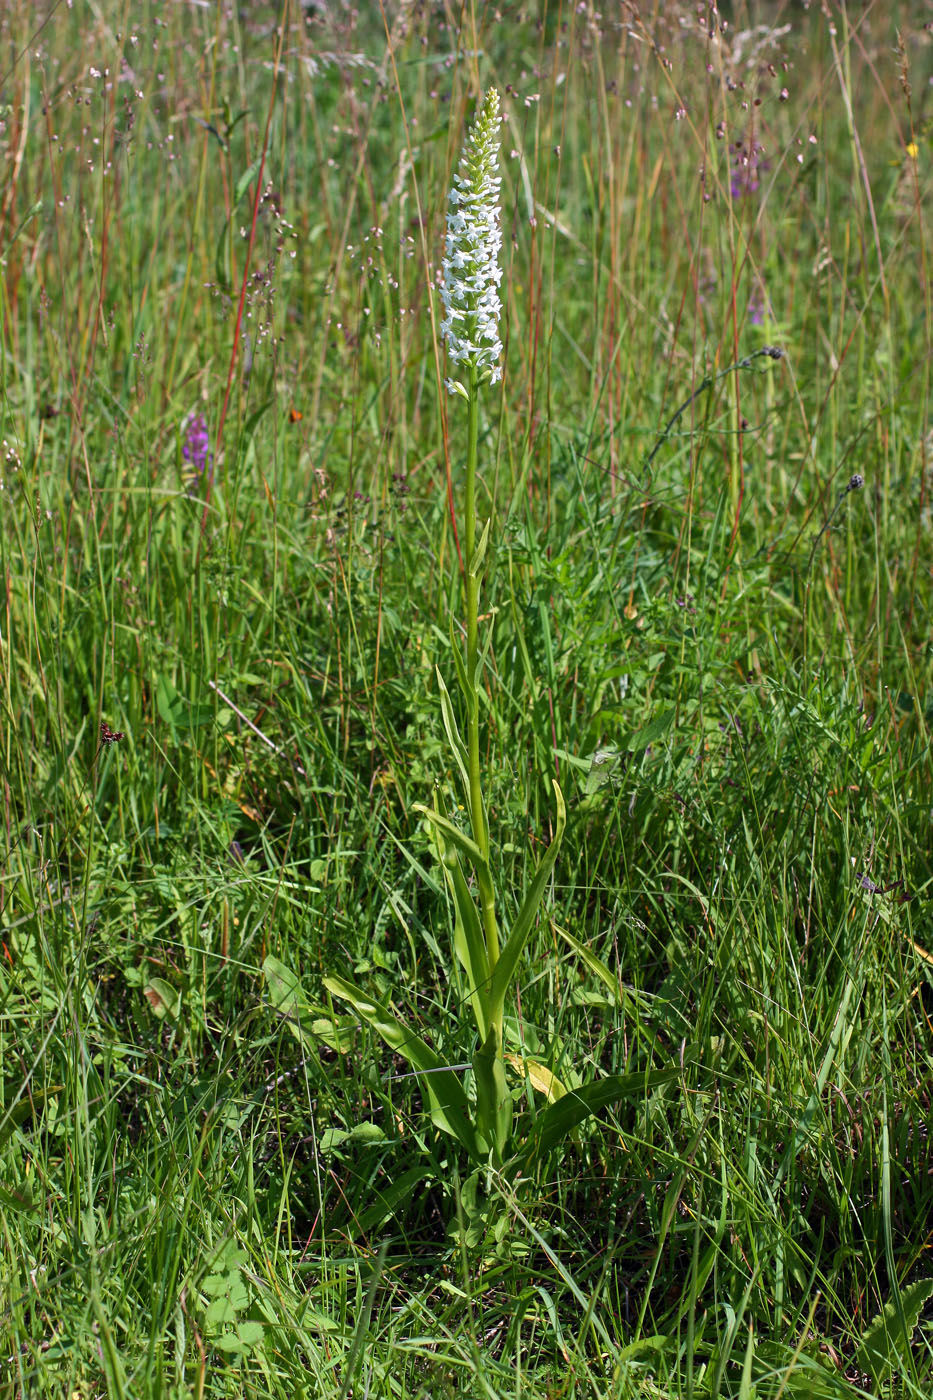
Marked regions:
[205,1295,237,1326]
[143,978,181,1020]
[487,781,565,1029]
[523,1068,680,1163]
[4,199,43,252]
[0,1087,62,1153]
[472,1024,511,1163]
[448,615,472,704]
[504,1054,567,1102]
[440,836,490,1040]
[626,707,675,751]
[584,747,624,795]
[584,710,675,792]
[237,398,273,453]
[309,1015,356,1053]
[320,1122,386,1153]
[214,1321,264,1354]
[469,518,491,578]
[156,673,187,729]
[235,157,264,208]
[263,954,306,1019]
[323,975,481,1158]
[92,1293,128,1397]
[414,804,489,881]
[556,925,656,1020]
[0,1179,35,1212]
[355,1166,433,1236]
[852,1276,933,1385]
[435,668,470,809]
[214,216,231,294]
[263,954,315,1049]
[155,674,213,731]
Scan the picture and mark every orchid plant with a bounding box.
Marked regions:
[325,91,671,1181]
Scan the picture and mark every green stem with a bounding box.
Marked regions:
[464,366,500,971]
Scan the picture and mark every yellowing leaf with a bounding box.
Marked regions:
[505,1054,567,1102]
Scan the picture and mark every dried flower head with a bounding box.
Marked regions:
[440,89,503,397]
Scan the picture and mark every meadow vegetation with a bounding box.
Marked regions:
[1,1,931,1395]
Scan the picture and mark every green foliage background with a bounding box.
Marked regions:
[0,1,931,1395]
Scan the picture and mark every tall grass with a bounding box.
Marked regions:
[1,1,931,1396]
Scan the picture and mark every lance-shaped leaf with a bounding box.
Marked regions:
[436,668,471,813]
[323,975,481,1158]
[554,926,666,1054]
[469,518,491,579]
[431,815,490,1041]
[448,615,473,705]
[414,804,489,883]
[487,781,565,1030]
[521,1068,681,1165]
[472,1024,511,1164]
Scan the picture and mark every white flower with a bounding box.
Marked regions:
[440,90,503,392]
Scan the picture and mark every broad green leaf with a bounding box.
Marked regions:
[309,1016,356,1053]
[584,710,674,793]
[155,674,214,731]
[488,781,565,1029]
[754,1342,859,1398]
[523,1068,680,1163]
[237,398,274,455]
[205,1295,237,1325]
[622,711,672,756]
[143,978,181,1020]
[213,1321,264,1354]
[774,974,856,1191]
[551,747,589,773]
[556,924,623,1000]
[263,954,305,1018]
[156,674,187,728]
[852,1276,933,1385]
[92,1294,128,1397]
[3,199,42,253]
[738,1322,756,1400]
[324,975,480,1158]
[320,1122,386,1153]
[263,954,313,1047]
[584,747,624,794]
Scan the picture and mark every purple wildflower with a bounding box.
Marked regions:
[748,286,766,326]
[182,412,213,483]
[730,139,769,200]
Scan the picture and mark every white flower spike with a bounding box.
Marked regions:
[440,89,503,395]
